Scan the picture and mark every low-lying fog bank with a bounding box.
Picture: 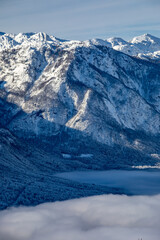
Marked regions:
[56,170,160,195]
[0,194,160,240]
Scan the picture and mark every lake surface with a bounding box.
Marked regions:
[56,170,160,195]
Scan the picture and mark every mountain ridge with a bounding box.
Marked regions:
[1,32,160,60]
[0,32,160,209]
[0,32,160,157]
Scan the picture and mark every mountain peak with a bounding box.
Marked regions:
[106,37,128,46]
[144,33,154,37]
[130,33,160,44]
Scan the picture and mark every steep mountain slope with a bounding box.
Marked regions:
[1,127,123,210]
[0,32,160,209]
[0,33,160,144]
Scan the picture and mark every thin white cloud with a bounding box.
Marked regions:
[0,194,160,240]
[0,0,159,40]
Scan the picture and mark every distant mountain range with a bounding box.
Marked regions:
[1,32,160,61]
[0,32,160,209]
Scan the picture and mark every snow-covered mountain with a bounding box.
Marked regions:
[0,32,160,209]
[106,33,160,62]
[0,32,160,153]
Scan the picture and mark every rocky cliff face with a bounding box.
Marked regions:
[0,32,160,209]
[0,32,160,165]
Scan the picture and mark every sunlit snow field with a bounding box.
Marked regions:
[0,170,160,240]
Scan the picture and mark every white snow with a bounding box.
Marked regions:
[151,154,160,160]
[106,33,160,60]
[0,31,160,149]
[79,154,93,158]
[62,154,72,159]
[1,32,160,59]
[132,165,160,169]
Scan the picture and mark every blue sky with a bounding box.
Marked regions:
[0,0,160,40]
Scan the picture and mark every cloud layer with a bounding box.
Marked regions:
[0,194,160,240]
[57,170,160,195]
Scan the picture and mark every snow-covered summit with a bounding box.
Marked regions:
[0,31,159,142]
[130,33,160,53]
[106,37,128,47]
[0,31,160,213]
[0,32,160,209]
[0,32,160,61]
[0,31,159,167]
[130,33,160,46]
[105,33,160,61]
[0,32,62,51]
